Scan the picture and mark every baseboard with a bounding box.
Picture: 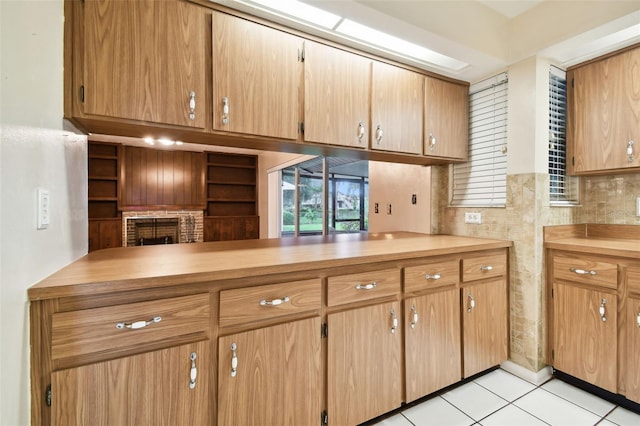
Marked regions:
[500,360,553,385]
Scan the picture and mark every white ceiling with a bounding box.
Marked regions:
[478,0,544,18]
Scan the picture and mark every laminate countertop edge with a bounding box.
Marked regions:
[28,232,512,301]
[544,238,640,259]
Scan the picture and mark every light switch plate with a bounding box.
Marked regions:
[37,188,50,229]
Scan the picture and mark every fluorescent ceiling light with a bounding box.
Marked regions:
[242,0,341,29]
[336,19,468,72]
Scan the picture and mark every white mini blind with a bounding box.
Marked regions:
[451,72,508,207]
[549,66,579,204]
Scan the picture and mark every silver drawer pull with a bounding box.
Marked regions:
[230,343,238,377]
[410,304,419,329]
[355,282,377,290]
[636,312,640,329]
[116,316,161,330]
[425,273,441,280]
[260,296,290,306]
[189,352,197,389]
[570,267,597,276]
[467,292,475,313]
[599,298,607,322]
[480,265,493,272]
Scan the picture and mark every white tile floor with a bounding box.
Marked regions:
[370,369,640,426]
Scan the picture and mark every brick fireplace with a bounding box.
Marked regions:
[122,210,204,247]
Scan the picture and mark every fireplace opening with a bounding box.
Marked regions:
[130,218,179,247]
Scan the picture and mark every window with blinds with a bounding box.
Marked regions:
[549,66,579,205]
[451,72,508,207]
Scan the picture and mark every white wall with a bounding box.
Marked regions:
[1,1,88,424]
[368,161,431,233]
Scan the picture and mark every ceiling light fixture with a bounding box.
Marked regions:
[235,0,341,29]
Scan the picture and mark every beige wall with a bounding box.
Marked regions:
[1,1,89,424]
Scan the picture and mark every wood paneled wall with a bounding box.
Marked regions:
[120,146,205,210]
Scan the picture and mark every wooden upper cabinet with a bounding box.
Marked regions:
[424,76,469,159]
[304,41,371,148]
[121,146,205,210]
[371,61,423,154]
[212,12,301,140]
[568,45,640,174]
[82,0,206,128]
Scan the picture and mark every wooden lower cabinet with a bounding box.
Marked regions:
[217,317,322,426]
[203,216,259,241]
[89,219,122,252]
[405,288,461,401]
[462,279,508,378]
[627,295,640,402]
[328,301,402,426]
[51,340,210,426]
[553,282,617,392]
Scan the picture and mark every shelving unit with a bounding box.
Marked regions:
[204,153,259,241]
[88,142,122,251]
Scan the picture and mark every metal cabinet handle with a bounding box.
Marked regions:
[390,307,398,334]
[636,311,640,329]
[189,352,197,389]
[222,97,229,125]
[410,304,419,329]
[480,265,493,272]
[570,267,597,276]
[628,140,635,163]
[599,298,607,322]
[467,292,475,313]
[355,282,377,290]
[375,125,383,144]
[428,133,437,152]
[425,273,441,280]
[357,121,365,142]
[189,91,196,121]
[116,316,161,330]
[230,343,238,377]
[260,296,290,306]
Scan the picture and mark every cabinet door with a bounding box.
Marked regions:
[627,295,640,403]
[569,46,640,173]
[99,220,122,249]
[328,301,402,425]
[83,0,206,128]
[405,289,461,402]
[51,341,210,426]
[217,317,322,426]
[424,76,468,159]
[462,279,508,377]
[213,12,301,139]
[553,282,617,392]
[371,61,423,154]
[304,41,371,148]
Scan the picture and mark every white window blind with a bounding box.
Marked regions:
[549,66,579,204]
[451,72,508,207]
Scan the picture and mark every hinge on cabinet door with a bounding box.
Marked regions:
[321,323,328,338]
[298,42,305,62]
[45,384,52,407]
[551,288,554,298]
[571,157,575,167]
[321,410,328,426]
[571,78,574,88]
[299,122,305,135]
[551,349,554,361]
[79,85,85,103]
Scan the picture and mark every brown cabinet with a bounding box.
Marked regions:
[88,219,121,252]
[327,269,402,425]
[52,341,210,426]
[371,61,423,154]
[568,45,640,174]
[120,146,205,210]
[80,0,206,129]
[404,260,461,402]
[626,268,640,402]
[303,41,371,149]
[88,142,122,251]
[424,75,469,159]
[212,11,301,140]
[204,152,259,241]
[461,252,508,378]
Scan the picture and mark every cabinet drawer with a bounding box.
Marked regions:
[328,269,400,307]
[404,259,459,293]
[553,256,617,289]
[52,293,210,363]
[219,279,321,327]
[462,253,507,283]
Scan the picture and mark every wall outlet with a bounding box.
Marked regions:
[636,197,640,217]
[37,188,50,229]
[464,212,482,224]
